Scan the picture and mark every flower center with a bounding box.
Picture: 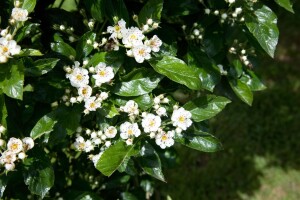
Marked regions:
[115,25,121,32]
[129,34,137,40]
[11,143,19,151]
[178,116,185,123]
[76,74,83,81]
[89,102,96,109]
[138,49,145,56]
[161,135,168,141]
[128,129,133,135]
[99,70,106,77]
[82,88,87,95]
[149,120,155,127]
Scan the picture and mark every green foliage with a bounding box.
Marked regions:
[0,0,291,199]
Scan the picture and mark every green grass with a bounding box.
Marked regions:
[159,3,300,200]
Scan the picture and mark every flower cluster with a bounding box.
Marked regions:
[0,6,28,63]
[65,61,114,114]
[106,19,162,63]
[0,137,34,171]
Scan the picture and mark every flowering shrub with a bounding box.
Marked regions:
[0,0,293,199]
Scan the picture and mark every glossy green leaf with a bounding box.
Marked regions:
[15,23,40,42]
[183,95,231,122]
[87,51,124,72]
[76,31,96,60]
[188,46,221,91]
[0,174,8,198]
[25,58,60,77]
[121,192,138,200]
[103,0,129,24]
[240,70,267,91]
[175,130,223,152]
[229,78,253,106]
[113,69,163,96]
[23,155,54,198]
[275,0,294,13]
[22,0,37,13]
[51,41,76,59]
[115,94,153,111]
[30,112,57,140]
[18,49,43,57]
[96,141,140,176]
[0,94,7,128]
[229,59,243,78]
[0,60,24,100]
[245,5,279,57]
[150,56,201,90]
[138,0,163,25]
[137,142,165,182]
[99,102,119,118]
[84,0,105,22]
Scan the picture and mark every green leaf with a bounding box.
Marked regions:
[96,141,140,176]
[114,94,153,111]
[103,0,129,24]
[240,70,267,91]
[22,0,37,13]
[0,174,8,198]
[229,78,253,106]
[0,60,24,100]
[25,58,60,77]
[188,46,221,91]
[275,0,294,13]
[137,142,165,182]
[0,94,7,128]
[87,52,124,72]
[121,192,138,200]
[245,5,279,57]
[175,130,223,152]
[229,59,243,78]
[30,112,57,140]
[73,192,103,200]
[84,0,105,22]
[150,56,201,90]
[23,154,54,198]
[18,49,43,57]
[76,31,96,60]
[15,23,40,42]
[113,68,163,96]
[138,0,163,25]
[51,41,76,59]
[183,95,231,122]
[98,102,119,118]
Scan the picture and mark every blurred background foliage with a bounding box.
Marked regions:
[159,2,300,200]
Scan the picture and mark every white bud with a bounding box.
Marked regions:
[93,42,99,49]
[70,97,77,104]
[149,132,156,138]
[91,132,97,139]
[193,29,200,36]
[0,139,6,146]
[221,13,227,19]
[142,24,149,31]
[69,36,75,42]
[244,60,250,65]
[152,22,159,29]
[65,102,70,106]
[126,50,133,57]
[241,49,246,54]
[154,97,161,104]
[18,152,26,160]
[232,13,238,18]
[214,10,219,15]
[5,163,15,171]
[147,18,153,25]
[83,60,89,66]
[153,104,160,110]
[182,25,186,30]
[173,105,179,110]
[76,96,83,102]
[175,127,182,134]
[126,139,133,146]
[101,135,107,140]
[0,29,8,37]
[59,25,65,31]
[100,92,109,100]
[88,21,95,29]
[51,101,59,108]
[76,126,82,133]
[86,129,91,135]
[62,95,68,101]
[0,125,6,133]
[5,34,12,40]
[89,67,95,73]
[86,39,92,44]
[142,112,147,117]
[162,98,169,104]
[14,0,21,7]
[0,55,8,63]
[105,141,111,147]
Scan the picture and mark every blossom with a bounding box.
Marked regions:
[84,96,101,111]
[84,140,94,152]
[145,35,162,52]
[155,130,175,149]
[171,107,192,130]
[156,107,167,116]
[122,27,144,48]
[78,85,92,99]
[91,152,103,166]
[7,137,23,153]
[5,163,15,171]
[141,113,161,133]
[92,62,114,86]
[107,19,126,40]
[11,8,28,22]
[120,100,139,116]
[0,37,21,63]
[22,137,34,151]
[132,44,151,63]
[104,126,117,138]
[66,62,89,88]
[120,122,141,139]
[74,136,86,151]
[0,150,17,164]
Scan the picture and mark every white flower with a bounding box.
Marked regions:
[145,35,162,52]
[84,96,101,111]
[156,107,167,116]
[141,113,161,133]
[105,141,111,147]
[92,62,114,86]
[0,125,6,133]
[7,138,23,153]
[120,100,139,116]
[122,27,144,48]
[0,139,5,147]
[120,122,141,139]
[84,140,94,152]
[107,19,127,40]
[5,163,15,171]
[11,8,28,22]
[22,137,34,151]
[132,44,151,63]
[0,37,21,61]
[155,130,175,149]
[0,150,17,164]
[171,107,192,130]
[104,126,117,138]
[91,152,103,166]
[74,136,86,151]
[126,138,133,146]
[92,138,101,145]
[66,62,89,88]
[78,85,92,99]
